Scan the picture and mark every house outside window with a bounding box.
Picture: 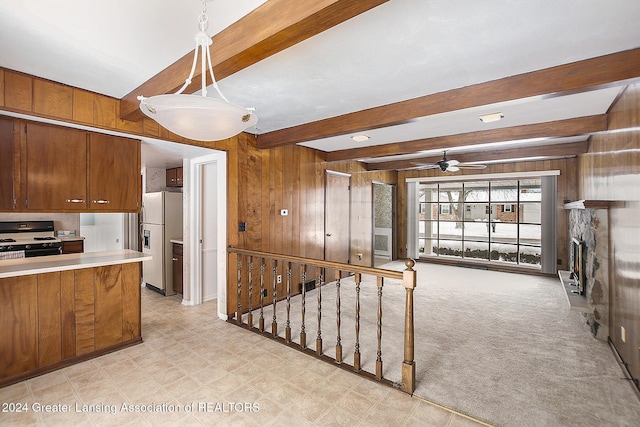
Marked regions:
[416,179,542,268]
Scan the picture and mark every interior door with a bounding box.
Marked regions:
[325,171,351,271]
[372,182,395,267]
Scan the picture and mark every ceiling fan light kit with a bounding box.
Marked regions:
[138,0,257,141]
[412,150,488,173]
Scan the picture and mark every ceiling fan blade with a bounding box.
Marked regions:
[410,163,439,170]
[446,165,460,172]
[458,164,487,170]
[447,159,460,166]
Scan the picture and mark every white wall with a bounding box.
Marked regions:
[80,213,125,253]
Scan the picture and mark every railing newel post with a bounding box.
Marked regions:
[401,259,417,394]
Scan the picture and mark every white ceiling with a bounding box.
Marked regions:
[1,0,639,167]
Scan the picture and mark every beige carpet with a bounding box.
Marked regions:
[252,261,640,427]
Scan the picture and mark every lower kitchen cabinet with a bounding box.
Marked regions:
[61,239,84,254]
[0,262,142,386]
[172,243,183,294]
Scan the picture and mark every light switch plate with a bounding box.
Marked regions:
[280,209,288,216]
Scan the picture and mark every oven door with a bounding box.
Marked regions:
[25,247,62,257]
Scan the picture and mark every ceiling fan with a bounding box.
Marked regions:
[412,151,487,172]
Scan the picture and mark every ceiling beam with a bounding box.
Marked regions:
[119,0,389,121]
[256,48,640,149]
[366,140,590,171]
[325,114,607,162]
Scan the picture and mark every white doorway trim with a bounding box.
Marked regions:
[185,151,228,320]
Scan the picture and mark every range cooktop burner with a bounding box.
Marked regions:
[0,238,16,243]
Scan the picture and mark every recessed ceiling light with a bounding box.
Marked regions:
[479,112,504,123]
[351,135,370,142]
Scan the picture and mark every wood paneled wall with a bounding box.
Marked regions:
[226,135,398,313]
[398,158,579,271]
[579,83,640,381]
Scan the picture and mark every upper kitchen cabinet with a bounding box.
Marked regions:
[0,119,141,213]
[166,167,183,188]
[24,122,88,210]
[89,133,141,211]
[0,117,17,211]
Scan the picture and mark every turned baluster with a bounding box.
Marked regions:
[272,260,278,336]
[335,269,342,363]
[354,272,361,371]
[236,257,242,324]
[247,256,254,327]
[300,265,307,348]
[259,261,265,332]
[316,270,323,356]
[376,276,383,380]
[285,262,292,343]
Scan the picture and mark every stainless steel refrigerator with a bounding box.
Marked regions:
[141,191,183,295]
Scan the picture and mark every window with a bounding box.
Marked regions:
[416,179,542,268]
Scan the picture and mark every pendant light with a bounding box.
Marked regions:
[138,0,257,141]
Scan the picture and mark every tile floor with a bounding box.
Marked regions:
[0,288,487,426]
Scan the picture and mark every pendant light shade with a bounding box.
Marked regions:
[138,0,257,141]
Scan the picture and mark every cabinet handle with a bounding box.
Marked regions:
[92,200,110,204]
[65,199,85,203]
[172,258,178,261]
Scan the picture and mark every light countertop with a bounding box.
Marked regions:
[58,236,85,241]
[170,239,183,245]
[0,249,151,279]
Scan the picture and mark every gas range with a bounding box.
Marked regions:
[0,221,62,258]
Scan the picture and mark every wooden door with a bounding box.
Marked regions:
[325,171,351,266]
[0,117,16,211]
[25,123,87,210]
[88,133,140,211]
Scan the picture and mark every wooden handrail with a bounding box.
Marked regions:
[227,247,416,394]
[228,246,404,280]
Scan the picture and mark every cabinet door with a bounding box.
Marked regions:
[172,244,183,294]
[0,117,17,211]
[166,168,177,187]
[88,133,140,211]
[175,167,183,187]
[25,123,87,210]
[0,276,38,378]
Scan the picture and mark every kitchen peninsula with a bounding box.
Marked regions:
[0,250,150,387]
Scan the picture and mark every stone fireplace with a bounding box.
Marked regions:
[566,203,610,341]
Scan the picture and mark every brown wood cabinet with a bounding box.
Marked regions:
[0,117,17,211]
[24,122,88,210]
[88,133,140,210]
[0,119,141,213]
[172,242,183,294]
[61,239,84,254]
[166,167,183,187]
[0,262,142,387]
